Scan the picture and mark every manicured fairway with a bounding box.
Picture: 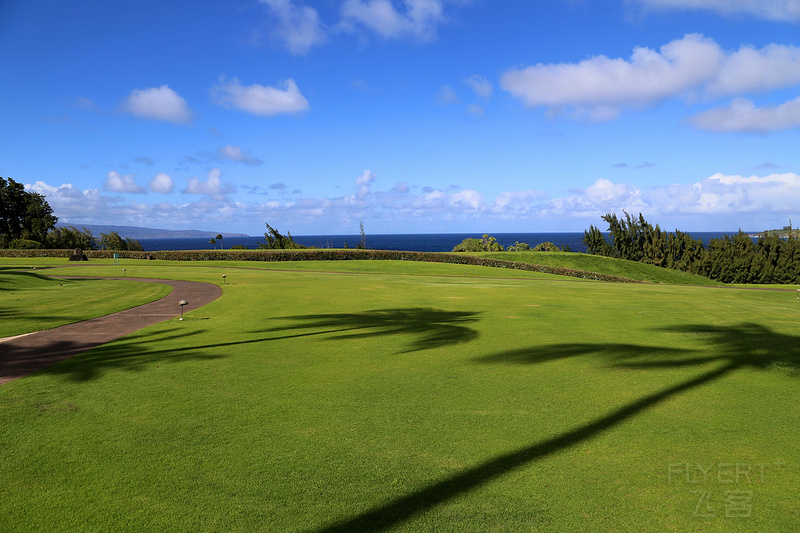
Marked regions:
[0,258,798,532]
[0,267,171,337]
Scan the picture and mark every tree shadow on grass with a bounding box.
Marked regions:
[1,328,226,383]
[312,323,800,532]
[260,308,481,353]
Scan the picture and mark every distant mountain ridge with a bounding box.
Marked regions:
[55,224,249,240]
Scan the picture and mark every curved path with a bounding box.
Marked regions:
[0,278,221,385]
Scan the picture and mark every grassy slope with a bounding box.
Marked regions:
[477,251,721,285]
[1,258,798,532]
[0,267,171,337]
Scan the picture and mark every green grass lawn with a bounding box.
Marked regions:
[0,266,171,337]
[478,251,721,285]
[1,258,798,532]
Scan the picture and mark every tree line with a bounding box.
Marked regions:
[1,177,142,250]
[583,212,800,284]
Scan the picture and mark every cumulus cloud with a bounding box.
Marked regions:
[213,77,310,116]
[501,33,722,120]
[28,168,800,234]
[464,74,493,98]
[149,173,174,194]
[628,0,800,22]
[501,34,800,121]
[340,0,447,41]
[216,145,264,165]
[355,169,377,199]
[183,168,235,196]
[121,85,193,123]
[689,96,800,133]
[104,171,146,194]
[708,43,800,97]
[260,0,327,55]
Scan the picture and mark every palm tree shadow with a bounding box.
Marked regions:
[260,308,481,353]
[1,328,228,383]
[312,323,800,532]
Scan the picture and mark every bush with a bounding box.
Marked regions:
[506,241,531,252]
[533,242,559,252]
[452,238,485,252]
[452,234,504,252]
[7,239,44,249]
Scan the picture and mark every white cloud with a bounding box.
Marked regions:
[340,0,446,41]
[355,169,377,199]
[501,33,723,120]
[629,0,800,22]
[213,77,310,116]
[464,74,493,98]
[689,97,800,133]
[104,171,145,194]
[706,43,800,97]
[216,145,264,165]
[149,173,174,194]
[28,169,800,234]
[183,168,235,196]
[121,85,193,123]
[501,34,800,122]
[259,0,327,55]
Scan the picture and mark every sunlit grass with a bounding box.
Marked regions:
[1,258,798,532]
[0,267,170,337]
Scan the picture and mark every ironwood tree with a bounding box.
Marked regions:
[0,177,58,248]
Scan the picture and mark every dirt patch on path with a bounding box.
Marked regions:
[0,278,221,385]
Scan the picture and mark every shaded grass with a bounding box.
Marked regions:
[1,259,798,532]
[0,270,171,337]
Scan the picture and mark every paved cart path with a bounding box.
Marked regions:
[0,277,221,385]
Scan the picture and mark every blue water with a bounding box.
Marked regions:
[137,232,739,253]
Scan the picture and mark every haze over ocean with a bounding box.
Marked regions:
[138,232,743,254]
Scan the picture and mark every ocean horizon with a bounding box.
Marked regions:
[136,231,745,254]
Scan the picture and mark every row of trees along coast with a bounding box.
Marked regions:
[2,176,799,285]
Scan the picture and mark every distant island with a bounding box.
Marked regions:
[55,224,249,240]
[757,222,800,239]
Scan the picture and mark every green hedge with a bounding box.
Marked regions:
[0,248,643,283]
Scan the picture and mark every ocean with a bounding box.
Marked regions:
[136,232,739,253]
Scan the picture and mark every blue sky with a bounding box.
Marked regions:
[2,0,799,235]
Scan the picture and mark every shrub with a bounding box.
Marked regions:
[7,239,44,249]
[507,241,531,252]
[533,242,559,252]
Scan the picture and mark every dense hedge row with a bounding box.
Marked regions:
[0,248,643,283]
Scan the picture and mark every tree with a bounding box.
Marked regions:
[506,241,532,252]
[0,177,58,248]
[98,231,127,251]
[125,237,144,251]
[216,234,223,250]
[356,222,366,249]
[533,242,559,251]
[46,226,97,249]
[258,223,306,249]
[209,238,217,250]
[452,234,504,252]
